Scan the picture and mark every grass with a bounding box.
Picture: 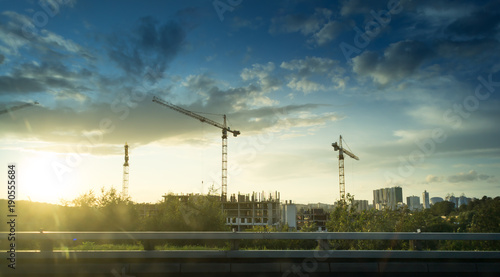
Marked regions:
[52,241,229,251]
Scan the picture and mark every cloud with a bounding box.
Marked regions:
[311,20,346,46]
[107,16,186,77]
[270,8,346,46]
[0,91,342,155]
[240,62,282,92]
[352,40,434,86]
[426,174,443,183]
[231,16,264,31]
[269,9,329,35]
[0,76,45,94]
[286,77,324,93]
[281,56,346,93]
[340,0,392,16]
[436,39,500,59]
[183,74,277,111]
[445,7,500,39]
[447,170,494,183]
[0,61,93,100]
[0,11,94,60]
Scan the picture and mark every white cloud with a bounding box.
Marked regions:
[311,20,345,46]
[280,56,345,94]
[286,77,324,94]
[240,62,282,92]
[352,40,433,86]
[447,170,494,183]
[426,174,443,183]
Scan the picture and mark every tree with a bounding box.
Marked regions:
[430,201,455,216]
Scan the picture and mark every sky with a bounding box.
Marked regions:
[0,0,499,205]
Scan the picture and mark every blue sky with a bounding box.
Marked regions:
[0,0,499,204]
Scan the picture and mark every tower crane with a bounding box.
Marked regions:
[332,135,359,202]
[152,96,240,202]
[0,101,39,116]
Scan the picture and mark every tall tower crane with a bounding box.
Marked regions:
[332,135,359,202]
[122,142,130,199]
[152,96,240,202]
[0,101,39,116]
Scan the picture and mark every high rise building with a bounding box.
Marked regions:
[373,186,403,210]
[281,200,297,229]
[445,195,458,208]
[422,190,430,209]
[406,196,421,211]
[458,195,471,207]
[352,200,369,211]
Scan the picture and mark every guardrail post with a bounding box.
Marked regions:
[143,240,155,251]
[231,239,240,250]
[317,239,330,250]
[410,240,422,251]
[39,229,53,252]
[410,230,422,250]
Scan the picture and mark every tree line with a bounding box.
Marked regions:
[1,189,498,250]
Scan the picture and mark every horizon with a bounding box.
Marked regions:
[1,0,499,206]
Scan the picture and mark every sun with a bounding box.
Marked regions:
[19,151,79,204]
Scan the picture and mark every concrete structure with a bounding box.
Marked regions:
[422,190,430,209]
[297,208,329,231]
[458,195,472,207]
[281,200,297,229]
[352,199,369,211]
[222,191,281,231]
[373,186,403,210]
[136,203,158,218]
[431,197,444,205]
[446,195,458,208]
[406,196,421,211]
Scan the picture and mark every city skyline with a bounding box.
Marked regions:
[1,0,499,205]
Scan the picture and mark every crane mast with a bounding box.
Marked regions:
[332,135,359,202]
[152,96,240,202]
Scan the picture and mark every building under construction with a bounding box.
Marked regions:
[222,192,281,231]
[297,208,329,231]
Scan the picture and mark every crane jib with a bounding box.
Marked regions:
[152,96,240,202]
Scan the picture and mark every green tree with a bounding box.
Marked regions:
[430,201,455,216]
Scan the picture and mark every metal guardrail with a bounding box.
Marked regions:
[3,231,500,251]
[2,232,500,276]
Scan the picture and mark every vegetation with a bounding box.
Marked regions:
[324,195,500,250]
[1,191,498,251]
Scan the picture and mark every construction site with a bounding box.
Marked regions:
[116,96,364,231]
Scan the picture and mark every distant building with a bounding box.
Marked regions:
[422,190,430,209]
[430,197,444,205]
[445,195,458,208]
[352,199,369,212]
[222,191,281,231]
[306,202,335,211]
[458,195,472,207]
[406,196,421,211]
[281,200,297,229]
[297,208,329,231]
[136,203,159,218]
[373,186,403,210]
